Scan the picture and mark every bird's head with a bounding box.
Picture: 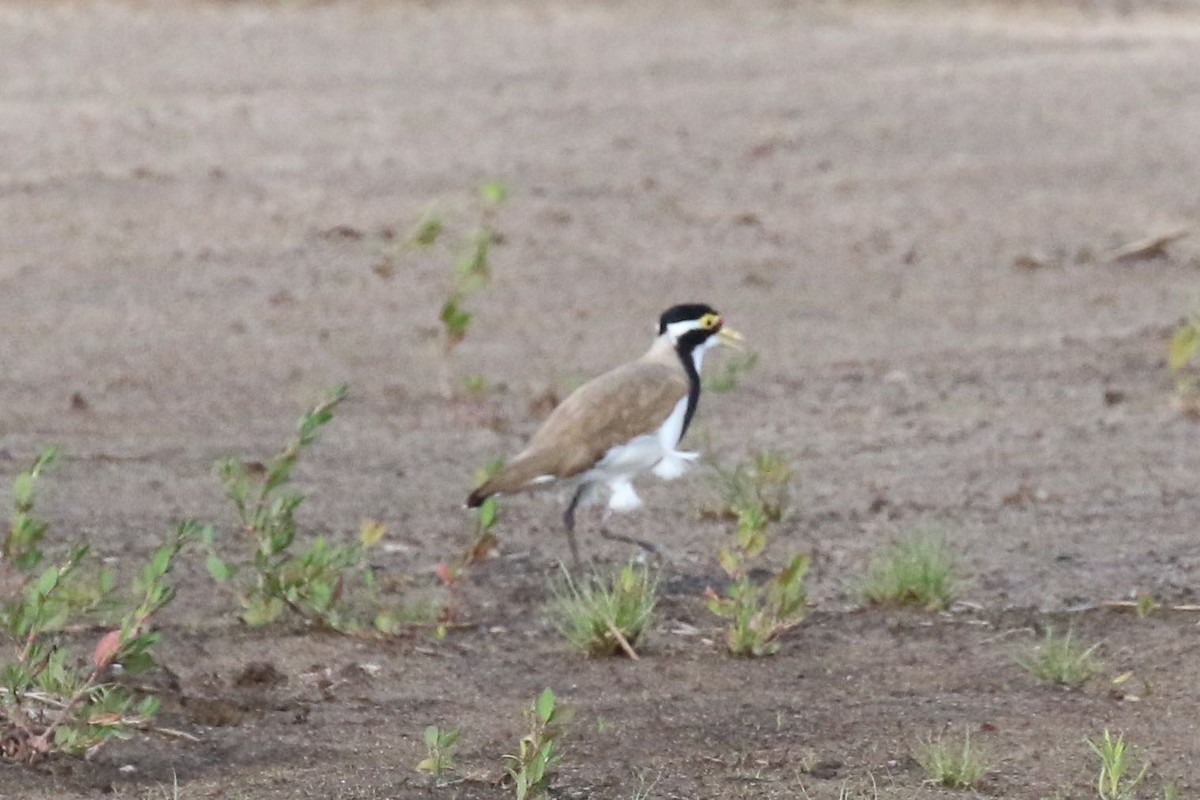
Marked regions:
[657,303,743,355]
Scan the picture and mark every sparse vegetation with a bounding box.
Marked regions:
[503,687,565,800]
[4,447,60,572]
[412,181,509,394]
[1020,627,1104,688]
[706,350,760,393]
[549,562,658,657]
[1087,729,1148,800]
[914,730,990,789]
[0,451,198,762]
[416,724,460,779]
[708,450,792,524]
[705,452,808,656]
[463,457,505,564]
[860,529,960,611]
[205,385,388,631]
[1168,302,1200,411]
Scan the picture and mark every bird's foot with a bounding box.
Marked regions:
[599,526,659,556]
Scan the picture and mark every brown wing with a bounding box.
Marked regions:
[522,360,688,479]
[466,359,688,506]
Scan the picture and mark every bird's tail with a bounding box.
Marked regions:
[466,451,558,507]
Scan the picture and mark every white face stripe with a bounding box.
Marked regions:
[664,318,705,341]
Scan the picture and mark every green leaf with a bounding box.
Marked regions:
[206,554,232,582]
[706,596,735,618]
[717,547,740,576]
[480,180,508,205]
[241,596,285,626]
[477,496,498,529]
[359,519,387,547]
[411,213,444,247]
[34,564,60,597]
[424,724,440,748]
[120,650,157,675]
[455,234,490,288]
[744,530,767,558]
[150,544,173,577]
[535,687,555,723]
[440,296,472,340]
[1169,323,1200,371]
[12,472,33,507]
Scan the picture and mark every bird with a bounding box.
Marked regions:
[467,303,742,564]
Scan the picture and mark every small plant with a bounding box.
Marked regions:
[440,293,474,351]
[206,385,387,631]
[549,562,658,657]
[705,471,809,657]
[410,210,445,248]
[1087,730,1148,800]
[1134,592,1158,618]
[416,724,460,779]
[705,350,759,393]
[3,447,59,573]
[1020,627,1104,688]
[1,521,198,763]
[503,687,565,800]
[464,458,504,563]
[1169,303,1200,408]
[629,769,659,800]
[708,450,792,523]
[859,529,960,610]
[915,730,989,788]
[423,181,509,394]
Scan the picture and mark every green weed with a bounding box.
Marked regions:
[914,730,990,788]
[3,447,59,572]
[1134,592,1158,618]
[708,450,792,524]
[549,562,658,657]
[464,458,504,563]
[429,181,509,393]
[705,470,809,657]
[1087,729,1148,800]
[3,447,114,620]
[416,724,460,779]
[1020,627,1104,688]
[0,482,196,762]
[206,385,387,631]
[1168,303,1200,407]
[859,529,960,610]
[503,687,565,800]
[705,350,759,393]
[410,210,444,248]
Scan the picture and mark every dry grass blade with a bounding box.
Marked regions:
[1108,228,1190,262]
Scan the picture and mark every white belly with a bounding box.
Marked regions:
[579,395,698,513]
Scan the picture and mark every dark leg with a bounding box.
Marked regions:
[561,484,588,568]
[598,517,659,555]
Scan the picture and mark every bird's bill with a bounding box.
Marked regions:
[717,327,745,349]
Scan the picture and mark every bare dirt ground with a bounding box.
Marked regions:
[3,0,1200,797]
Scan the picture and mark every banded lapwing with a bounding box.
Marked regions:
[467,303,742,563]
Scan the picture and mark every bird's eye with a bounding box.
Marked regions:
[700,313,719,330]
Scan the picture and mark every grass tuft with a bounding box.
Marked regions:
[914,730,989,789]
[1087,729,1148,800]
[859,529,960,610]
[549,562,658,657]
[1020,627,1104,688]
